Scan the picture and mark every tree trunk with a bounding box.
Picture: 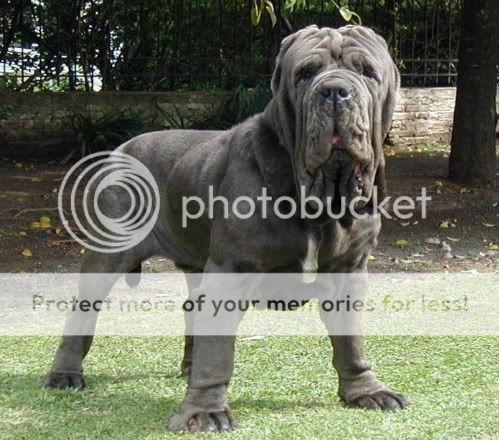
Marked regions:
[449,0,498,186]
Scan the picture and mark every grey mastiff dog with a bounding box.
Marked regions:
[44,25,409,431]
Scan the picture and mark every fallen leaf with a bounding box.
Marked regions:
[21,248,33,257]
[368,254,376,261]
[481,222,496,228]
[18,231,27,237]
[439,220,456,229]
[31,177,42,183]
[55,228,62,235]
[400,222,411,227]
[39,216,52,229]
[80,248,85,254]
[29,221,41,229]
[424,237,441,245]
[486,244,499,251]
[395,239,409,247]
[446,237,460,242]
[459,187,472,194]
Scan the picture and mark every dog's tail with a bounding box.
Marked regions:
[125,264,142,288]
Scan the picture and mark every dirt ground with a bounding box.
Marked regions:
[0,143,497,273]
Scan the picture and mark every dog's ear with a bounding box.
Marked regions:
[271,25,319,95]
[271,34,298,95]
[374,54,400,203]
[381,60,400,141]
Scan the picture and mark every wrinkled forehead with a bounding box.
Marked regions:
[283,26,390,70]
[287,28,344,61]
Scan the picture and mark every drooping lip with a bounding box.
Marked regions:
[331,131,342,145]
[328,129,371,164]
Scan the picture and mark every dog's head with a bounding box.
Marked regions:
[270,25,399,210]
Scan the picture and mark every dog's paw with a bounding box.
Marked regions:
[169,408,237,432]
[346,390,410,411]
[43,371,86,390]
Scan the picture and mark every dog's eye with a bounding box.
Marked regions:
[296,71,315,84]
[361,65,379,82]
[296,69,317,85]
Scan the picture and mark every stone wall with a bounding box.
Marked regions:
[392,88,456,144]
[0,92,228,157]
[0,88,498,157]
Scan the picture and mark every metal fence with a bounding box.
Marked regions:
[0,0,470,91]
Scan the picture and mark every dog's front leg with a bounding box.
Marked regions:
[169,335,237,432]
[328,335,409,410]
[319,273,410,411]
[169,261,243,432]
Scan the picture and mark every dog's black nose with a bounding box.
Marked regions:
[320,80,352,103]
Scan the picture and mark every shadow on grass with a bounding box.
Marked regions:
[1,372,333,414]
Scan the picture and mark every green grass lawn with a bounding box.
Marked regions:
[0,336,498,439]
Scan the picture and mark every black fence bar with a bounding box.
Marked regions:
[0,0,485,92]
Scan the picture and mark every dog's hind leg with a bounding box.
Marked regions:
[43,243,154,390]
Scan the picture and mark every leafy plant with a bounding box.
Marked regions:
[222,84,272,126]
[331,1,362,25]
[252,0,362,28]
[62,109,147,163]
[156,84,272,130]
[154,102,194,129]
[251,0,276,26]
[0,74,21,91]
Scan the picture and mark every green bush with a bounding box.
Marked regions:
[156,84,272,130]
[62,109,148,162]
[213,83,272,129]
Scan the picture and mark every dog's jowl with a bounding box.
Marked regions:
[44,25,409,432]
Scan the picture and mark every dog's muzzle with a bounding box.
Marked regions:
[305,72,371,203]
[318,77,353,107]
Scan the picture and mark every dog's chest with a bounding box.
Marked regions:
[248,216,379,273]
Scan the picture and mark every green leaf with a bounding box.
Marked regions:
[339,6,352,22]
[265,1,277,27]
[251,3,261,26]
